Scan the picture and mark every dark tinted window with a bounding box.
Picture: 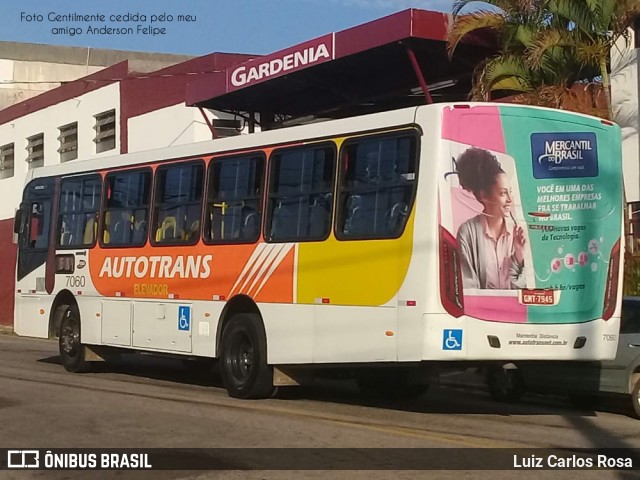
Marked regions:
[337,133,418,239]
[266,145,335,242]
[102,170,151,247]
[206,154,264,243]
[153,162,204,245]
[57,176,101,247]
[621,300,640,334]
[23,200,51,250]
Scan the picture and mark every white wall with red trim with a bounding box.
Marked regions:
[127,105,256,153]
[0,82,121,221]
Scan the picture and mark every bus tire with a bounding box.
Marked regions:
[59,306,91,373]
[220,313,274,399]
[486,365,525,403]
[631,379,640,419]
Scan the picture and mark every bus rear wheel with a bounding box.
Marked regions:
[220,314,274,399]
[59,306,90,373]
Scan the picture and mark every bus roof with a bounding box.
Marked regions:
[27,104,423,181]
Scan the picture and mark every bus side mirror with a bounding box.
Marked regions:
[13,209,22,234]
[12,209,22,244]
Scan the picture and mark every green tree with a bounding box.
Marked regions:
[529,0,640,118]
[448,0,640,119]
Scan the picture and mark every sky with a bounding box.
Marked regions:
[0,0,458,56]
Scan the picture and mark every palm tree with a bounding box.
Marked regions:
[448,0,640,119]
[529,0,640,118]
[448,1,545,100]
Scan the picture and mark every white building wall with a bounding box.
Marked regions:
[127,105,253,152]
[612,32,640,202]
[127,104,211,152]
[0,82,121,220]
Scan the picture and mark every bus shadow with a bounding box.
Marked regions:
[278,371,640,420]
[40,353,222,389]
[38,354,638,420]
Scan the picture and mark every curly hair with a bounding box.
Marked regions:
[456,148,504,201]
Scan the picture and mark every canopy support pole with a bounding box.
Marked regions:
[405,45,433,104]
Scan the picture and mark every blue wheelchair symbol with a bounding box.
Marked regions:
[443,329,463,350]
[178,306,191,331]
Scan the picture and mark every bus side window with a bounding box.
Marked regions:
[152,162,203,245]
[206,154,265,244]
[24,200,50,249]
[266,145,335,243]
[337,133,417,240]
[102,170,151,247]
[29,202,43,246]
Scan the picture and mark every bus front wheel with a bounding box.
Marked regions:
[220,314,274,399]
[59,306,90,373]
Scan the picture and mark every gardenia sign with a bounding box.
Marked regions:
[228,35,334,90]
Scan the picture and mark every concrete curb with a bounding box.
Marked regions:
[0,325,14,335]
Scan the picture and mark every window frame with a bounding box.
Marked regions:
[334,129,420,242]
[93,109,116,153]
[150,159,206,247]
[264,142,337,244]
[203,152,266,246]
[26,133,44,169]
[99,167,152,249]
[0,142,14,179]
[58,122,78,163]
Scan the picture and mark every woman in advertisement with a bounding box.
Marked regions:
[455,147,527,290]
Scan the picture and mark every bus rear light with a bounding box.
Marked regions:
[406,300,417,307]
[439,226,464,317]
[602,238,621,321]
[212,294,226,301]
[169,293,179,299]
[115,291,124,297]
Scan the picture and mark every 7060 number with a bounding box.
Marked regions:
[65,276,86,288]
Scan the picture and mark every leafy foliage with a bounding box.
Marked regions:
[448,0,640,118]
[624,255,640,296]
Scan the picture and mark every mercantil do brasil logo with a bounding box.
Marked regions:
[531,132,598,179]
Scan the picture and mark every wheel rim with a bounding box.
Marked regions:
[227,331,254,383]
[61,317,80,358]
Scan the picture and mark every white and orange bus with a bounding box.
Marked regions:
[13,103,624,398]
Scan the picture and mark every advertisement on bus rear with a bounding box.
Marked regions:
[438,105,622,324]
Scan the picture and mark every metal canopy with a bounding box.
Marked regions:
[186,9,495,129]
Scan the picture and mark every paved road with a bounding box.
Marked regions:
[1,333,640,479]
